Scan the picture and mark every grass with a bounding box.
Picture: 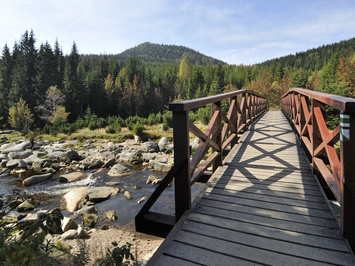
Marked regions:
[2,120,210,148]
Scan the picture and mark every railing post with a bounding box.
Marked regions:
[231,96,238,146]
[311,99,325,172]
[173,110,191,221]
[212,101,222,172]
[340,111,355,251]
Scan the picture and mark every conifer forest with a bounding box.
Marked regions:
[1,30,355,133]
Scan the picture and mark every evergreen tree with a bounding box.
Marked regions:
[63,42,80,120]
[53,39,65,91]
[33,41,56,107]
[0,44,13,119]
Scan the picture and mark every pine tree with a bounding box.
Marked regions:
[63,42,80,120]
[0,44,13,119]
[33,41,56,107]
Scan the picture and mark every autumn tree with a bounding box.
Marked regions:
[8,98,33,133]
[36,86,69,124]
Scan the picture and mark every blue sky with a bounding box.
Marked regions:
[1,0,355,65]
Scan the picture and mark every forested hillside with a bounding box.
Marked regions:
[0,30,355,133]
[116,42,226,66]
[258,37,355,71]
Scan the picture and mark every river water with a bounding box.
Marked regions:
[0,162,205,232]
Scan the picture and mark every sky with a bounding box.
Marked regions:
[1,0,355,65]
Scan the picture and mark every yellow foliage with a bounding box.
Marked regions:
[48,106,70,124]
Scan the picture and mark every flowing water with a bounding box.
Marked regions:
[0,162,205,231]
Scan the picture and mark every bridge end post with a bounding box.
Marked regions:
[341,112,355,251]
[173,110,191,222]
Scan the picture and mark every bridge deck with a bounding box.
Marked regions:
[147,111,355,266]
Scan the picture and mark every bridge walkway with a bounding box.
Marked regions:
[147,111,355,266]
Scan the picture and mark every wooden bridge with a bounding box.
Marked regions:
[135,88,355,265]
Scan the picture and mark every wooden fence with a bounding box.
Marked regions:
[135,90,267,237]
[282,87,355,250]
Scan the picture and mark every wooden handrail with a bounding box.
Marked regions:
[282,87,355,251]
[135,90,267,237]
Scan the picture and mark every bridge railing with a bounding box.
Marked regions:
[135,90,267,237]
[282,87,355,250]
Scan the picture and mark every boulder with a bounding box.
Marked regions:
[1,213,18,224]
[17,200,35,212]
[62,187,90,212]
[107,142,114,150]
[59,172,87,183]
[61,229,78,240]
[133,135,141,143]
[108,164,132,177]
[22,173,52,186]
[2,141,30,154]
[143,154,156,162]
[124,191,133,200]
[46,151,65,160]
[143,141,159,152]
[85,186,119,202]
[106,210,117,222]
[33,159,52,169]
[102,158,116,168]
[137,196,147,204]
[80,206,98,227]
[154,158,168,164]
[0,154,7,161]
[98,151,116,161]
[119,152,135,160]
[51,163,61,171]
[61,217,78,232]
[23,155,39,165]
[0,143,14,151]
[158,137,169,146]
[159,146,167,152]
[146,175,157,184]
[191,138,201,149]
[66,150,79,160]
[33,151,46,157]
[5,160,18,169]
[8,150,32,160]
[150,162,172,173]
[77,226,90,238]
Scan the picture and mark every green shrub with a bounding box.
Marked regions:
[147,113,156,125]
[127,122,134,131]
[88,120,97,130]
[106,123,121,134]
[163,113,173,128]
[156,112,162,123]
[96,117,107,128]
[162,122,169,131]
[189,111,198,122]
[133,123,144,135]
[116,117,126,127]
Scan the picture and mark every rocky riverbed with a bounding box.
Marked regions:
[0,136,205,265]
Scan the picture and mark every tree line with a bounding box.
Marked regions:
[1,30,355,133]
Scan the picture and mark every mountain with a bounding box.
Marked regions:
[258,37,355,71]
[117,42,226,66]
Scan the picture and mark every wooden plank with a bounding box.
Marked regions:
[203,191,329,211]
[198,197,336,224]
[182,219,353,264]
[172,230,338,266]
[205,186,326,203]
[211,177,320,191]
[162,241,264,266]
[155,255,203,266]
[209,178,324,196]
[186,213,347,251]
[193,204,342,237]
